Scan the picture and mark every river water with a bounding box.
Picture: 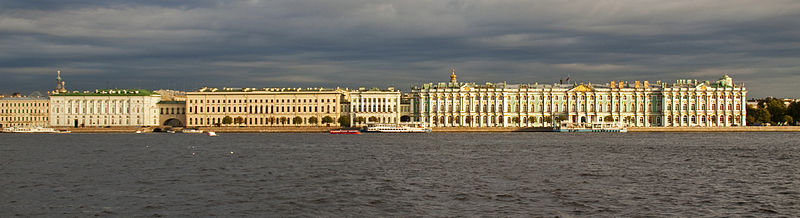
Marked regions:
[1,132,798,217]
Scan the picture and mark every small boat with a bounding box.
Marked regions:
[206,131,218,137]
[553,122,627,132]
[181,129,204,133]
[135,130,143,134]
[166,130,177,134]
[330,129,361,134]
[361,123,432,133]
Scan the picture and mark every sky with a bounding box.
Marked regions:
[1,0,799,98]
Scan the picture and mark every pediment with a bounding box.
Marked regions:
[695,83,711,90]
[569,84,595,92]
[460,84,475,91]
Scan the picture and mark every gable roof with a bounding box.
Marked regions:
[569,84,595,92]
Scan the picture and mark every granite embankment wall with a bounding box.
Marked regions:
[53,126,800,133]
[196,126,339,133]
[431,127,553,132]
[57,127,143,133]
[437,126,800,132]
[627,126,800,132]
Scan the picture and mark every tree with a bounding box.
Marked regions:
[782,115,794,126]
[308,117,319,125]
[338,116,350,127]
[465,116,473,124]
[368,116,378,123]
[222,116,233,125]
[603,115,614,122]
[764,98,787,124]
[234,116,244,124]
[356,117,366,124]
[322,116,334,124]
[293,116,303,125]
[529,116,536,123]
[788,102,800,125]
[747,105,771,125]
[512,117,520,123]
[555,115,567,123]
[279,117,287,124]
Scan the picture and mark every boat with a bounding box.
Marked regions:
[330,129,361,134]
[135,130,143,134]
[553,121,627,132]
[361,123,432,133]
[2,126,63,133]
[181,129,204,133]
[166,130,177,134]
[206,131,218,137]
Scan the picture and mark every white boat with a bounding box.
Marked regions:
[135,130,143,134]
[206,131,218,136]
[2,126,64,133]
[553,121,627,132]
[362,123,432,133]
[181,129,204,133]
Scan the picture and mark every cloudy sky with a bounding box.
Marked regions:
[1,0,798,97]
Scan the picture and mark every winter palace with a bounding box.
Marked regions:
[409,70,747,127]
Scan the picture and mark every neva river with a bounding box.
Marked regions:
[1,132,798,217]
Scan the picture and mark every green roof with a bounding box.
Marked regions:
[157,100,186,104]
[51,89,157,96]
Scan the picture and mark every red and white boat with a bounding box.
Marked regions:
[330,129,361,134]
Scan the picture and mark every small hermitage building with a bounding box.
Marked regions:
[345,87,402,126]
[410,70,747,127]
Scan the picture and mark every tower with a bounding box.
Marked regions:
[449,68,457,84]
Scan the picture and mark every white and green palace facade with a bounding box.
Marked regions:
[410,73,746,127]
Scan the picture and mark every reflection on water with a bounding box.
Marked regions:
[1,132,798,216]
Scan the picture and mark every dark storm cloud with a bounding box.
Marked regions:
[1,0,799,97]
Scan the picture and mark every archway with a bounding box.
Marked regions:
[580,116,586,123]
[163,118,184,127]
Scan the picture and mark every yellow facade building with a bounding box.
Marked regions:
[185,87,344,127]
[0,97,50,128]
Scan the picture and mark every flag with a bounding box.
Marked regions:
[565,75,570,82]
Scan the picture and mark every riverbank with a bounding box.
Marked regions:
[42,126,800,133]
[627,126,800,132]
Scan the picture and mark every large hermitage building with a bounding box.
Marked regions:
[410,70,747,127]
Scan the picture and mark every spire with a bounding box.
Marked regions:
[449,68,457,84]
